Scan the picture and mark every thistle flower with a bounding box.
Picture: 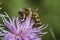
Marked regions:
[0,12,48,40]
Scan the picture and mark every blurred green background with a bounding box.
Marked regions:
[0,0,60,40]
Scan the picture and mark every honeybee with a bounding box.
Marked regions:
[18,8,42,27]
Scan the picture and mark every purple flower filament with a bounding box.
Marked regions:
[0,12,48,40]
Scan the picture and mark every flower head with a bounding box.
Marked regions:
[0,12,48,40]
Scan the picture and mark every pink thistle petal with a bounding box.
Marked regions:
[2,17,16,33]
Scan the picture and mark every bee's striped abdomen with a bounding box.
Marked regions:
[32,11,42,27]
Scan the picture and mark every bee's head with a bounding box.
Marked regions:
[18,8,32,17]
